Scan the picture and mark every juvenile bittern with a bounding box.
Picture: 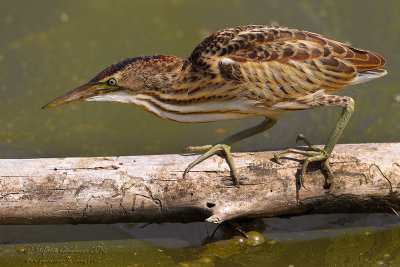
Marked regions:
[43,25,386,187]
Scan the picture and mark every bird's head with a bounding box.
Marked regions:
[42,55,183,109]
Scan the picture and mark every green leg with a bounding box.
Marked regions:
[274,97,355,188]
[183,117,277,185]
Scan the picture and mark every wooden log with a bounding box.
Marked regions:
[0,143,399,225]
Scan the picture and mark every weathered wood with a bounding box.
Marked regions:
[0,143,399,225]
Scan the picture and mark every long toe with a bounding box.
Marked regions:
[276,144,332,188]
[182,143,239,186]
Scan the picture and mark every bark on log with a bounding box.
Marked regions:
[0,143,399,225]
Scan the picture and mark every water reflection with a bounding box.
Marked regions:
[115,214,400,248]
[1,214,398,248]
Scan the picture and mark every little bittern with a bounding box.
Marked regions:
[43,25,386,187]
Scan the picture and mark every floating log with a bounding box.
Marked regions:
[0,143,399,224]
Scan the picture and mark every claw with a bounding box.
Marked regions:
[180,118,278,187]
[322,160,334,187]
[273,153,283,164]
[275,97,354,189]
[275,146,329,189]
[182,165,192,180]
[182,144,239,186]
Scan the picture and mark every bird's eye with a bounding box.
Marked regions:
[107,78,118,86]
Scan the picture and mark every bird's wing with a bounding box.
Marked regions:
[189,25,386,99]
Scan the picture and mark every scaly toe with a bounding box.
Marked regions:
[182,144,213,154]
[181,143,239,186]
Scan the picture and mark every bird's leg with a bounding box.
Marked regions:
[183,117,277,185]
[274,96,354,188]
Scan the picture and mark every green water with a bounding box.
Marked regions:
[1,0,399,266]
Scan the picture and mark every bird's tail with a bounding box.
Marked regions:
[352,68,387,85]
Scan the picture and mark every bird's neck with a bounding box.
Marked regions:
[141,55,188,91]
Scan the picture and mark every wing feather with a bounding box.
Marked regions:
[189,25,386,98]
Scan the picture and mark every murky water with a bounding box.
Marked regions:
[1,0,399,265]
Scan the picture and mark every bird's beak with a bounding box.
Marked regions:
[42,82,106,109]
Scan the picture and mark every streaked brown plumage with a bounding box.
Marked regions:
[43,25,387,187]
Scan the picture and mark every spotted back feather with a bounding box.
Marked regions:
[188,25,386,98]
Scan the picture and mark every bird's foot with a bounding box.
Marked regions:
[274,134,334,189]
[182,144,239,186]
